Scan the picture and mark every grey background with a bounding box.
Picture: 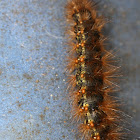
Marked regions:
[0,0,139,139]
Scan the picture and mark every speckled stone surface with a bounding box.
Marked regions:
[0,0,139,140]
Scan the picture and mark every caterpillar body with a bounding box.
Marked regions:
[65,0,123,140]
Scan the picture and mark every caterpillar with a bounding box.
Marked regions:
[65,0,124,140]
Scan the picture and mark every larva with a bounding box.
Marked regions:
[65,0,123,140]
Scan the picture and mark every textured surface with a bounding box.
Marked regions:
[0,0,139,140]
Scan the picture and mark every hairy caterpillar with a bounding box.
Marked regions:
[65,0,124,140]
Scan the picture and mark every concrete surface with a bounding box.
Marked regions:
[0,0,139,140]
